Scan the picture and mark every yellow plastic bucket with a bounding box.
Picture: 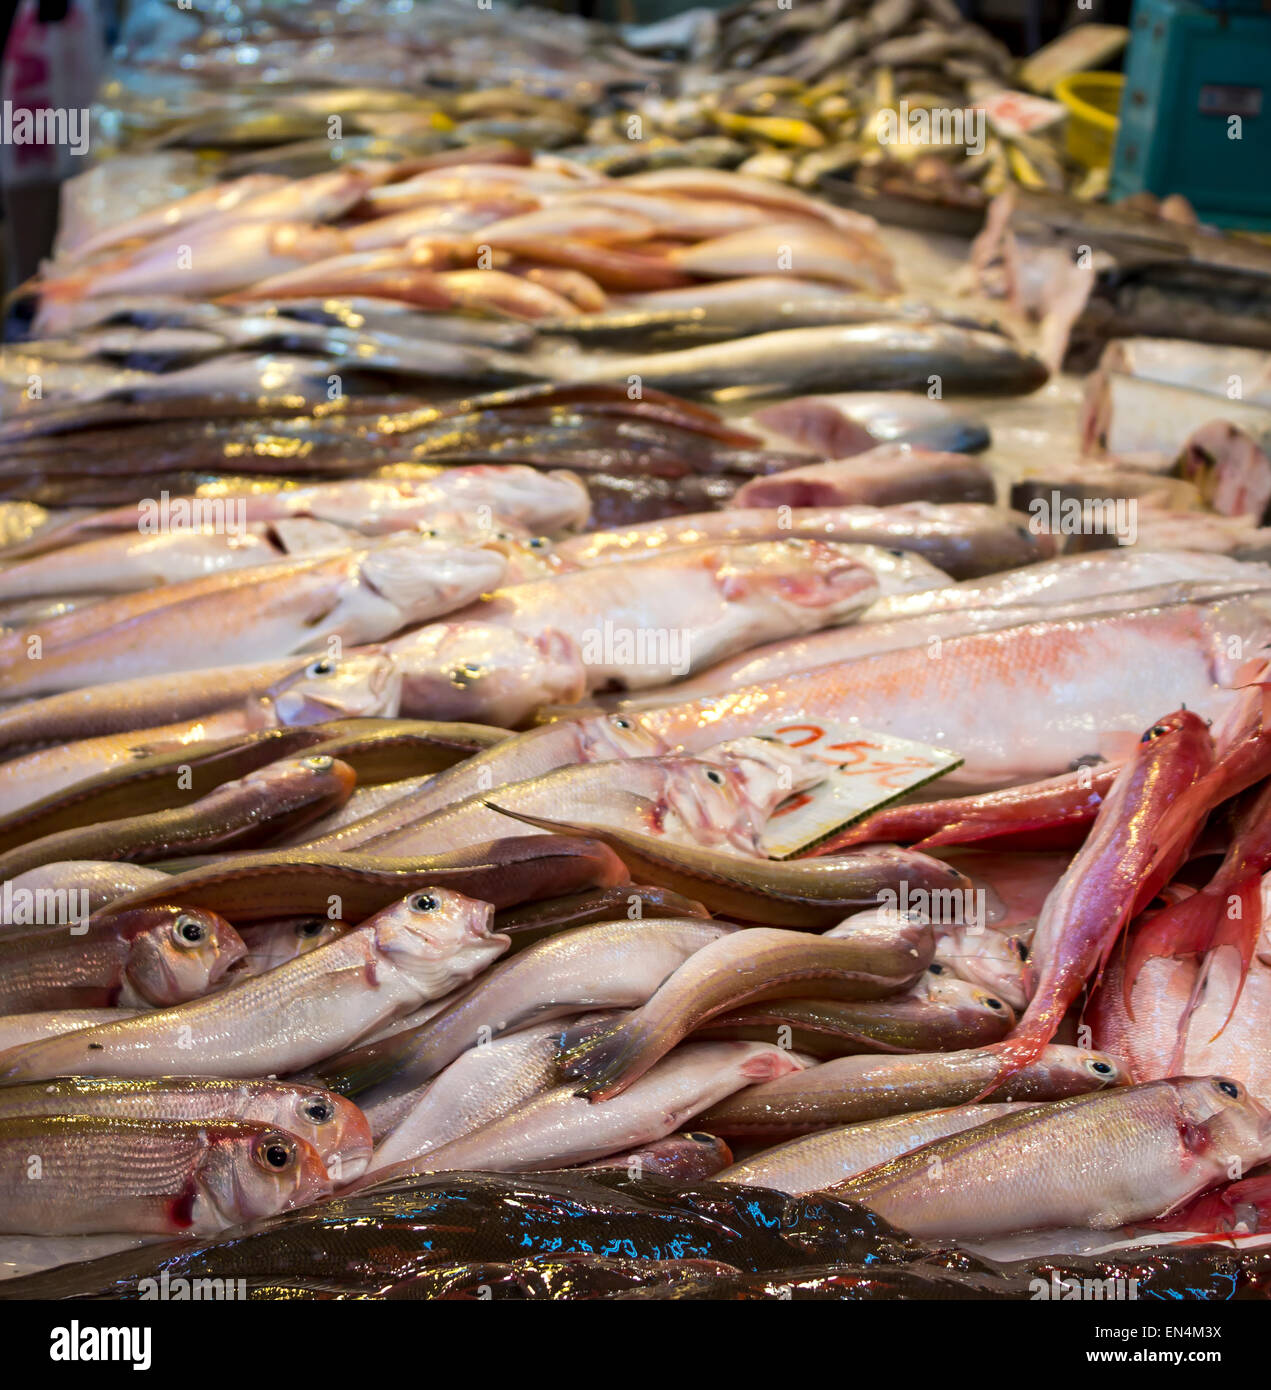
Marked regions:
[1055,72,1124,169]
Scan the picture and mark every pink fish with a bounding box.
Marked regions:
[984,710,1214,1088]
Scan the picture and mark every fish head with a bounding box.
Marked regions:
[911,970,1016,1030]
[713,539,879,618]
[357,536,508,624]
[267,1085,374,1183]
[933,924,1034,1012]
[368,887,510,997]
[698,734,827,810]
[235,916,351,977]
[238,754,358,818]
[392,622,587,725]
[575,711,672,763]
[1177,1076,1271,1168]
[255,649,403,727]
[1034,1045,1128,1095]
[123,907,248,1007]
[196,1125,332,1229]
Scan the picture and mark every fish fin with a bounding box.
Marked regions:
[1122,890,1223,1019]
[1202,877,1264,1042]
[484,800,583,837]
[968,1038,1038,1101]
[557,1017,649,1103]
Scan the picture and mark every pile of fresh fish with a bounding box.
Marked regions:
[5,115,1271,1304]
[94,0,1096,205]
[5,152,1053,522]
[2,440,1271,1293]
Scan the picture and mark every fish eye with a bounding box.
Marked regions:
[410,893,440,913]
[172,914,208,947]
[928,963,946,975]
[302,755,334,771]
[1085,1058,1116,1077]
[705,769,724,785]
[982,996,1004,1010]
[686,1133,714,1144]
[1216,1078,1242,1100]
[295,919,326,938]
[528,536,547,549]
[253,1133,298,1172]
[612,717,632,730]
[305,658,335,678]
[301,1098,335,1124]
[1141,723,1168,742]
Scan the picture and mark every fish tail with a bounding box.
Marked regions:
[556,1017,652,1103]
[969,1036,1042,1101]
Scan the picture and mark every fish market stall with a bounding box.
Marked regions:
[0,0,1270,1321]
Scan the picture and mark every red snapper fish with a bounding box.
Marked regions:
[983,710,1215,1088]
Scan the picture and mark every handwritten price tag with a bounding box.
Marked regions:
[758,721,962,859]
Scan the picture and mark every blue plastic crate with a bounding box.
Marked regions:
[1110,0,1271,228]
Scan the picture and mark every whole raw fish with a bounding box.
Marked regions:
[0,1116,331,1235]
[637,584,1231,711]
[408,597,1262,826]
[553,503,1054,580]
[574,322,1049,400]
[0,525,309,598]
[336,737,823,856]
[395,1041,808,1175]
[1091,877,1271,1107]
[1119,779,1271,1043]
[558,917,935,1100]
[57,174,290,263]
[862,549,1271,622]
[824,762,1122,853]
[39,221,352,302]
[380,538,879,724]
[0,888,507,1082]
[0,537,506,696]
[715,1104,1030,1193]
[832,1077,1271,1240]
[486,802,970,928]
[81,836,626,925]
[696,1044,1125,1139]
[0,755,355,879]
[13,468,590,558]
[985,710,1214,1085]
[693,973,1014,1056]
[0,657,398,816]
